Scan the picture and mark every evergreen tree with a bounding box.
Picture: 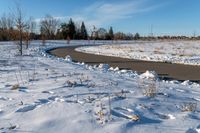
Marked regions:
[60,23,69,39]
[60,18,76,40]
[80,21,88,39]
[134,33,140,40]
[68,18,76,39]
[75,27,82,39]
[108,27,114,40]
[55,28,64,39]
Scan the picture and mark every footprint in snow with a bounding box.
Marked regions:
[16,96,66,113]
[42,91,55,94]
[16,104,37,112]
[175,89,185,92]
[16,99,50,113]
[55,98,65,102]
[112,107,140,121]
[0,96,13,101]
[193,97,200,102]
[35,99,50,104]
[186,127,200,133]
[0,124,19,132]
[154,113,175,120]
[196,125,200,133]
[48,96,65,102]
[188,114,200,121]
[18,87,29,93]
[191,91,200,94]
[5,84,12,87]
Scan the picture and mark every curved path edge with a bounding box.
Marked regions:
[47,45,200,82]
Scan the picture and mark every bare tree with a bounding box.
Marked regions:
[0,14,8,29]
[91,25,98,44]
[7,13,15,40]
[40,15,59,41]
[24,17,36,49]
[97,28,107,40]
[29,17,36,40]
[14,4,27,55]
[0,13,14,40]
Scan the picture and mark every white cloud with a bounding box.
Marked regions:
[34,16,66,23]
[34,0,163,32]
[78,0,161,28]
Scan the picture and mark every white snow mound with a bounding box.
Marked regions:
[98,64,110,70]
[65,55,72,62]
[139,70,158,80]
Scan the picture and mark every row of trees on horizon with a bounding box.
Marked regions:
[1,6,200,43]
[0,10,141,42]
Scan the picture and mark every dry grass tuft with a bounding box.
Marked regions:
[181,102,197,112]
[11,84,19,90]
[66,80,77,87]
[142,80,157,98]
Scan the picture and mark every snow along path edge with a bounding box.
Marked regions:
[42,45,200,87]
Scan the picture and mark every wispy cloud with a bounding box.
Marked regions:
[34,16,65,23]
[76,0,163,28]
[35,0,163,31]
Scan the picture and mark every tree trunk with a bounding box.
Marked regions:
[19,29,23,55]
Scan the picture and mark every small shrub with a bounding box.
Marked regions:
[115,89,127,98]
[87,83,96,88]
[66,80,77,87]
[181,102,197,112]
[79,75,90,84]
[11,84,19,90]
[143,81,157,97]
[129,115,140,121]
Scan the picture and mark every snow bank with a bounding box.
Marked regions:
[76,41,200,66]
[139,70,158,80]
[65,55,72,62]
[98,64,110,70]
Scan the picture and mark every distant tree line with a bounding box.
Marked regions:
[1,11,200,43]
[1,4,199,56]
[0,11,147,42]
[39,16,116,41]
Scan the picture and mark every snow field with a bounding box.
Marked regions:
[0,41,200,133]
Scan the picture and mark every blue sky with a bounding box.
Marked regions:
[0,0,200,36]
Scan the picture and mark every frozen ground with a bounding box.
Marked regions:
[76,41,200,66]
[0,40,200,133]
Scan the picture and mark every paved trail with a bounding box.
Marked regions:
[48,46,200,81]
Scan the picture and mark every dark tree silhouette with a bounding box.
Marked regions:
[134,33,140,40]
[80,21,88,39]
[68,18,76,39]
[108,26,114,40]
[60,23,69,39]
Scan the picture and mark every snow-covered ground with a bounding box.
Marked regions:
[76,41,200,66]
[0,40,200,133]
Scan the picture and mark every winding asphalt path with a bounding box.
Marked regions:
[48,46,200,82]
